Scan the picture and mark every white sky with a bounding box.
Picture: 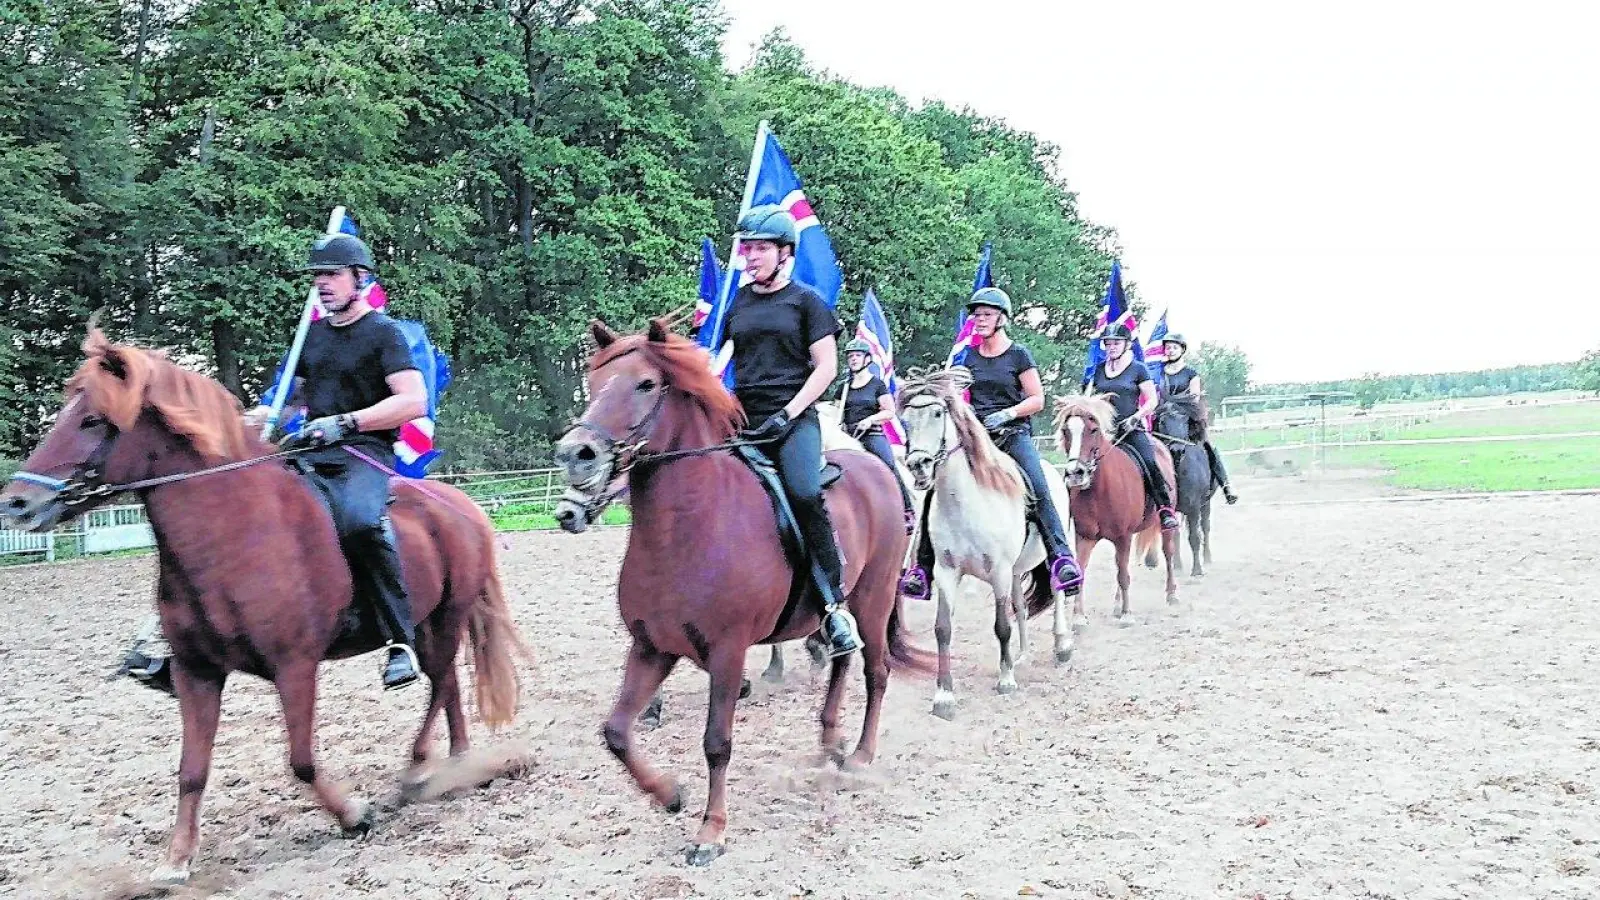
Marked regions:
[720,1,1600,383]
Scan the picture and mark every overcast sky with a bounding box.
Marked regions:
[720,1,1599,383]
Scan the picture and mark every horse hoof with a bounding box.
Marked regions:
[739,678,753,699]
[1115,615,1136,628]
[996,681,1018,695]
[1167,594,1180,606]
[1191,569,1204,579]
[149,864,190,887]
[1072,615,1090,633]
[1054,647,1074,665]
[687,842,724,866]
[398,773,427,806]
[342,801,375,838]
[761,668,785,685]
[931,700,957,721]
[661,783,684,814]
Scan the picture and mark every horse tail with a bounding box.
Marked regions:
[1137,525,1160,568]
[466,560,531,731]
[885,596,938,676]
[1023,560,1055,618]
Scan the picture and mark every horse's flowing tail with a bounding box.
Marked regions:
[466,563,531,730]
[1137,524,1160,567]
[885,596,938,676]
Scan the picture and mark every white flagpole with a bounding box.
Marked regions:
[707,120,770,375]
[261,205,343,440]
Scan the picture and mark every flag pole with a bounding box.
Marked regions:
[705,121,770,374]
[261,205,343,440]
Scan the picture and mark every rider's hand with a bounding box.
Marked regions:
[743,409,792,443]
[282,413,356,449]
[1120,414,1146,433]
[981,410,1013,432]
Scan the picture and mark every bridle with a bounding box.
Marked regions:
[900,396,959,479]
[1060,412,1106,486]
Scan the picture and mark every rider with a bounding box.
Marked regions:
[723,204,863,659]
[116,232,429,694]
[1157,333,1238,505]
[898,287,1084,600]
[1082,322,1180,531]
[836,338,917,534]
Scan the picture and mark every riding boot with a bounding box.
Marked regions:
[115,611,175,698]
[1152,476,1180,532]
[899,498,935,600]
[355,515,422,690]
[1203,441,1238,504]
[795,498,862,658]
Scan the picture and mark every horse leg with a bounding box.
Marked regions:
[1052,582,1074,664]
[150,662,225,887]
[761,643,786,683]
[819,647,851,764]
[1113,537,1133,623]
[992,575,1018,695]
[931,564,960,720]
[1187,507,1204,578]
[688,648,745,866]
[401,625,468,802]
[1163,522,1180,605]
[845,614,888,771]
[1072,535,1095,631]
[603,640,681,811]
[1202,498,1214,564]
[276,661,372,834]
[638,692,664,730]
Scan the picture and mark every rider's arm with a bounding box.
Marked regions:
[349,369,428,432]
[1188,374,1204,396]
[1008,367,1046,420]
[785,334,839,419]
[1136,379,1160,418]
[861,390,897,428]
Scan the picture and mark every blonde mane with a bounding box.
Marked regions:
[68,328,259,463]
[896,367,1023,498]
[1051,393,1118,437]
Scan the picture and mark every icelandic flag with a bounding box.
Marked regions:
[690,237,722,335]
[1081,259,1143,385]
[1144,308,1170,393]
[947,241,992,368]
[855,288,904,444]
[265,210,450,478]
[701,127,844,389]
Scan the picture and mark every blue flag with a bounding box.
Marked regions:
[1082,259,1143,385]
[949,241,993,368]
[690,237,723,340]
[1145,308,1170,392]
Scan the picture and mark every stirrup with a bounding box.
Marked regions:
[1159,506,1180,531]
[820,608,863,658]
[898,566,930,601]
[903,508,917,535]
[382,643,422,690]
[1050,556,1084,595]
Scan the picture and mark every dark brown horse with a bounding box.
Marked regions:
[552,319,931,866]
[1052,395,1179,621]
[0,329,529,887]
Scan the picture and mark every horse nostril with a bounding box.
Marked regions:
[3,495,25,513]
[575,445,597,462]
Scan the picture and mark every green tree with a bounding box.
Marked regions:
[1576,347,1600,394]
[1190,343,1251,417]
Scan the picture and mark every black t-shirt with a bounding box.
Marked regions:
[1163,365,1198,397]
[837,374,889,431]
[294,311,418,452]
[725,281,841,420]
[1087,359,1153,421]
[966,342,1038,426]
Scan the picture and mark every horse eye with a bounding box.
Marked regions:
[637,378,657,393]
[80,415,105,430]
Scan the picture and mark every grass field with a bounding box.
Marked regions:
[1321,399,1600,493]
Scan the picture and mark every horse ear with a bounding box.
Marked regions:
[646,318,671,344]
[589,320,618,349]
[98,345,129,380]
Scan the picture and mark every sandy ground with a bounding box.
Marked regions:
[1,470,1597,900]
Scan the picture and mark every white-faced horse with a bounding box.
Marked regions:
[895,368,1074,721]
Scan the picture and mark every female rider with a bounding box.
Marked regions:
[836,338,917,534]
[1158,332,1238,505]
[1083,322,1181,531]
[723,204,861,659]
[899,286,1084,599]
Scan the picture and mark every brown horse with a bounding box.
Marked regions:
[552,318,931,866]
[0,328,529,887]
[1052,395,1179,621]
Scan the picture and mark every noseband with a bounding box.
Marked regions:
[12,422,121,508]
[1061,414,1106,482]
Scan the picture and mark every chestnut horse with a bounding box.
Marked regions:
[552,319,931,866]
[0,329,528,887]
[1052,395,1179,621]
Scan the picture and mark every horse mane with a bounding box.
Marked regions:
[1052,393,1117,437]
[589,324,746,441]
[69,327,260,463]
[896,366,1022,498]
[1163,392,1211,442]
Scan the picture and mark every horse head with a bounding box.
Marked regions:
[1154,397,1197,448]
[2,325,255,533]
[552,318,742,532]
[1052,394,1117,491]
[895,366,1021,497]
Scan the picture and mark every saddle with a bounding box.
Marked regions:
[733,443,844,640]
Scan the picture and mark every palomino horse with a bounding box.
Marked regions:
[551,319,932,866]
[896,367,1073,721]
[0,329,529,887]
[1053,395,1179,621]
[1154,394,1216,576]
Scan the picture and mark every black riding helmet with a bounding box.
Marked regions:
[305,233,376,274]
[1097,322,1135,342]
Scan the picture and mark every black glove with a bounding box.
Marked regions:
[281,413,356,450]
[743,409,792,443]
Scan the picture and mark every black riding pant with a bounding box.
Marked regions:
[1122,429,1175,511]
[857,430,915,515]
[300,445,414,647]
[1202,440,1231,487]
[756,409,846,608]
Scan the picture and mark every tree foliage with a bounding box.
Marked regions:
[0,5,1125,467]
